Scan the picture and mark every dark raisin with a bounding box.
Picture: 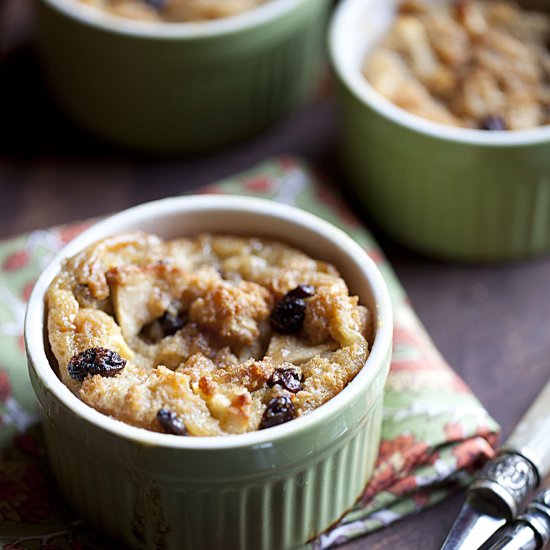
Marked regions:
[481,115,506,131]
[140,310,186,343]
[267,367,304,393]
[286,285,315,300]
[269,285,315,335]
[270,299,306,334]
[156,408,188,436]
[144,0,168,9]
[259,396,297,429]
[160,310,186,336]
[67,347,126,382]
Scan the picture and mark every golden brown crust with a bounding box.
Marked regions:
[47,233,371,436]
[189,281,272,347]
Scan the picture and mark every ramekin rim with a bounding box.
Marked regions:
[328,0,550,147]
[40,0,303,38]
[25,195,393,451]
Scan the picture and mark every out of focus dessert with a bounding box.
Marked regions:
[79,0,267,22]
[364,0,550,130]
[46,233,372,436]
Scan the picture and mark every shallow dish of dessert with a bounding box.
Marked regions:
[25,195,393,549]
[330,0,550,261]
[36,0,330,151]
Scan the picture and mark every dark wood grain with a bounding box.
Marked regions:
[1,2,549,549]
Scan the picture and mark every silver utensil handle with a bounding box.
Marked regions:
[484,488,550,550]
[470,378,550,520]
[519,488,550,548]
[504,378,550,481]
[471,453,539,519]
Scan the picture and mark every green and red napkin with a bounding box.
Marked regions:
[0,157,499,549]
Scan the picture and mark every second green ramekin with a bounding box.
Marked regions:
[25,196,393,549]
[330,0,550,262]
[37,0,330,152]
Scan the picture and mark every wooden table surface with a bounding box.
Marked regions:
[1,1,549,549]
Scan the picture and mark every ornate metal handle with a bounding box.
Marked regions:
[505,379,550,481]
[470,452,539,519]
[519,488,550,548]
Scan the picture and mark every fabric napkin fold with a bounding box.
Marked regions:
[0,156,499,549]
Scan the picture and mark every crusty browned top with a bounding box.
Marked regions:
[47,232,371,436]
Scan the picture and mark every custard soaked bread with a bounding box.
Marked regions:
[47,233,372,436]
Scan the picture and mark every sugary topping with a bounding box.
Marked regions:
[47,233,371,436]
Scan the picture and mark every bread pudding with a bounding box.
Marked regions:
[46,232,372,436]
[364,0,550,130]
[79,0,267,22]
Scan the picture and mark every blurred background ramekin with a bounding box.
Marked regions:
[330,0,550,262]
[36,0,330,152]
[25,195,393,550]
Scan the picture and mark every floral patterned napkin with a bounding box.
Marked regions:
[0,157,499,549]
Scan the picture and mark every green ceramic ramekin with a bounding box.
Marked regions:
[330,0,550,262]
[36,0,330,152]
[25,196,393,550]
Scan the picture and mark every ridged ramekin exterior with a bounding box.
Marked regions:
[36,0,330,152]
[31,347,389,549]
[25,196,393,550]
[329,0,550,263]
[337,86,550,261]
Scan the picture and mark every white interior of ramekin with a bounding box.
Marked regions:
[41,0,302,38]
[25,196,392,451]
[329,0,550,146]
